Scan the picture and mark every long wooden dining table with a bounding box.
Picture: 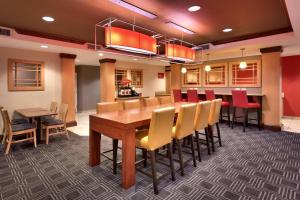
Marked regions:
[89,102,189,189]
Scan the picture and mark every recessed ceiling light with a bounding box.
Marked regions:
[188,5,201,12]
[98,53,104,56]
[40,45,48,48]
[223,28,232,33]
[42,16,55,22]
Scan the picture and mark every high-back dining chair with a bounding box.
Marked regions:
[123,99,141,110]
[205,90,230,126]
[172,103,197,176]
[96,101,123,174]
[231,90,261,132]
[187,89,200,102]
[135,107,176,194]
[2,110,36,154]
[173,89,186,102]
[208,99,222,152]
[42,103,69,145]
[193,101,212,158]
[144,97,159,107]
[158,96,172,105]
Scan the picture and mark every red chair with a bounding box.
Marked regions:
[173,89,186,102]
[205,90,230,126]
[187,89,201,102]
[231,90,261,132]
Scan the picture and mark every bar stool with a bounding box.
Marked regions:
[173,89,186,102]
[135,107,176,194]
[205,90,230,126]
[123,99,141,110]
[172,103,197,176]
[194,101,212,158]
[231,90,261,132]
[144,97,159,107]
[158,96,172,105]
[207,99,222,152]
[187,89,201,102]
[96,102,123,174]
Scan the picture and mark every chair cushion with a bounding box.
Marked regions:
[11,118,28,125]
[12,123,36,132]
[43,119,64,126]
[247,103,261,108]
[40,116,55,121]
[221,101,230,107]
[135,129,149,149]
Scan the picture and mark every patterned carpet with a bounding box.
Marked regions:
[0,124,299,200]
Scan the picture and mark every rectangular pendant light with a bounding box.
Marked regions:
[109,0,157,19]
[166,22,195,35]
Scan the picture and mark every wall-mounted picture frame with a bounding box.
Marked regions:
[203,63,228,87]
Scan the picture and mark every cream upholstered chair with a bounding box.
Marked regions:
[135,107,176,194]
[172,103,197,176]
[42,103,68,145]
[208,99,222,152]
[194,101,212,159]
[144,97,159,107]
[96,101,123,174]
[158,96,172,105]
[123,99,141,110]
[2,110,36,154]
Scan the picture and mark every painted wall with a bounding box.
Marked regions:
[282,55,300,117]
[115,61,166,97]
[0,47,61,130]
[76,65,100,111]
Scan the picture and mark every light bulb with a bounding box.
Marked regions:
[239,61,247,69]
[205,65,211,72]
[181,67,187,74]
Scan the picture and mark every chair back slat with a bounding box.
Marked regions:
[58,104,68,123]
[50,101,58,113]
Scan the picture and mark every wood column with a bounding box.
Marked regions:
[260,46,282,131]
[99,59,116,102]
[170,63,181,101]
[60,53,77,126]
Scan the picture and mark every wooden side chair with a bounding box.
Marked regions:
[172,103,197,176]
[144,97,159,107]
[158,96,172,105]
[96,101,123,174]
[42,104,68,145]
[194,101,212,158]
[41,101,58,122]
[1,110,36,154]
[123,99,141,110]
[135,107,176,194]
[208,99,222,152]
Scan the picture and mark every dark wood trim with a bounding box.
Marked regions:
[15,28,87,45]
[263,124,282,132]
[66,120,77,127]
[99,59,116,64]
[60,53,77,59]
[260,46,283,54]
[212,27,293,45]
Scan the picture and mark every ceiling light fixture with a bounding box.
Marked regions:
[223,28,232,33]
[42,16,55,22]
[188,5,201,12]
[40,45,48,48]
[109,0,157,19]
[204,53,211,72]
[239,48,247,69]
[165,43,195,62]
[166,22,195,35]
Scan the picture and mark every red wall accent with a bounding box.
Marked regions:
[282,55,300,117]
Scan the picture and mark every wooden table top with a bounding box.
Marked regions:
[16,108,56,118]
[90,102,189,128]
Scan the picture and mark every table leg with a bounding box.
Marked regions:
[36,117,41,143]
[121,128,136,189]
[89,129,101,166]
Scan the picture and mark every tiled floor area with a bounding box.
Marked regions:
[1,121,300,200]
[282,117,300,133]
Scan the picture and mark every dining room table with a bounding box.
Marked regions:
[15,108,57,143]
[89,101,189,190]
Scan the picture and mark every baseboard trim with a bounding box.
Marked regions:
[66,121,77,127]
[263,125,282,132]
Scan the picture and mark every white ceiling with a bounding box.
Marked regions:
[0,0,300,65]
